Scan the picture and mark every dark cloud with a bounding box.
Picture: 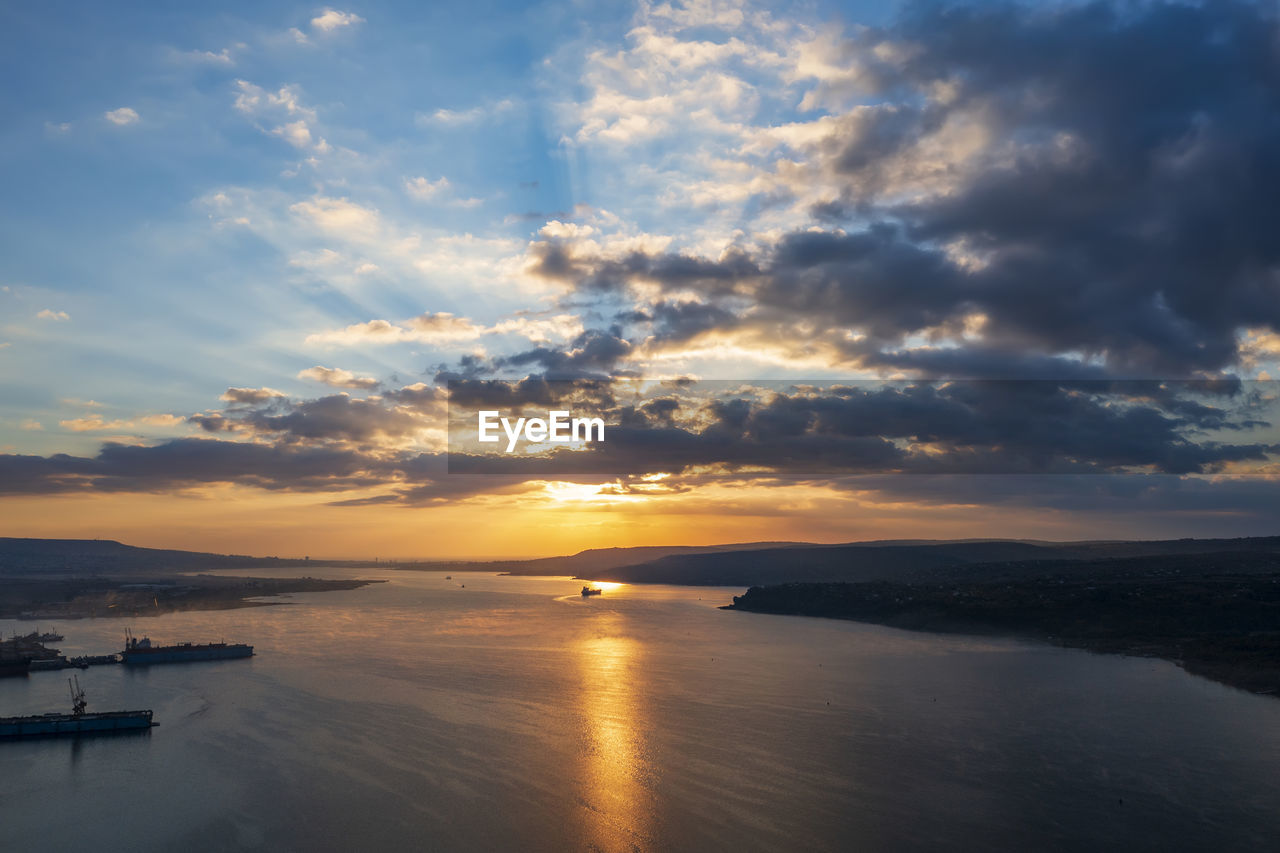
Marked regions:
[838,0,1280,372]
[241,394,424,445]
[757,226,968,342]
[495,328,634,379]
[528,240,760,297]
[432,353,489,384]
[380,383,445,411]
[221,387,286,405]
[3,381,1275,510]
[886,0,1280,372]
[444,377,562,409]
[518,1,1280,377]
[456,377,619,412]
[190,413,233,433]
[645,300,740,346]
[854,344,1115,380]
[823,473,1280,535]
[0,439,403,495]
[199,386,444,447]
[446,380,1279,477]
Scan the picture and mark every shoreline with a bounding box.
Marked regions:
[724,580,1280,698]
[0,575,385,621]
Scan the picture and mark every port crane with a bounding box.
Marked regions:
[68,675,87,717]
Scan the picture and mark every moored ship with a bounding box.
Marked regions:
[0,633,45,678]
[0,676,153,739]
[121,630,253,665]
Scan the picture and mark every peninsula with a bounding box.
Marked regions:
[723,549,1280,696]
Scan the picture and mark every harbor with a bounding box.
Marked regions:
[1,623,258,743]
[1,627,254,677]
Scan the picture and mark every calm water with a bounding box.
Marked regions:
[2,570,1278,852]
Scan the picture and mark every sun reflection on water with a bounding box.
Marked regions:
[573,613,654,851]
[582,581,624,592]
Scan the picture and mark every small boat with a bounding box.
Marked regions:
[581,586,602,597]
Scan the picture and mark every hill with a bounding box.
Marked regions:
[0,538,363,576]
[588,536,1280,586]
[4,534,1280,587]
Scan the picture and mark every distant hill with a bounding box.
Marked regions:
[0,538,358,576]
[0,537,812,578]
[722,551,1280,696]
[0,537,810,578]
[471,542,810,576]
[3,534,1279,586]
[587,541,1061,585]
[587,536,1280,586]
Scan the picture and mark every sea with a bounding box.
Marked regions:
[2,569,1278,852]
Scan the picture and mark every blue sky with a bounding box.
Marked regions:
[1,0,900,456]
[2,1,599,450]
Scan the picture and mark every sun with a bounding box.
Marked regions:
[540,481,642,505]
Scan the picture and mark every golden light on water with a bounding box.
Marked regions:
[573,613,654,851]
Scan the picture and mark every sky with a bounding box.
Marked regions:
[1,0,1279,558]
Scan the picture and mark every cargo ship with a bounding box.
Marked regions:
[0,632,43,678]
[0,676,154,739]
[121,630,253,665]
[581,586,603,597]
